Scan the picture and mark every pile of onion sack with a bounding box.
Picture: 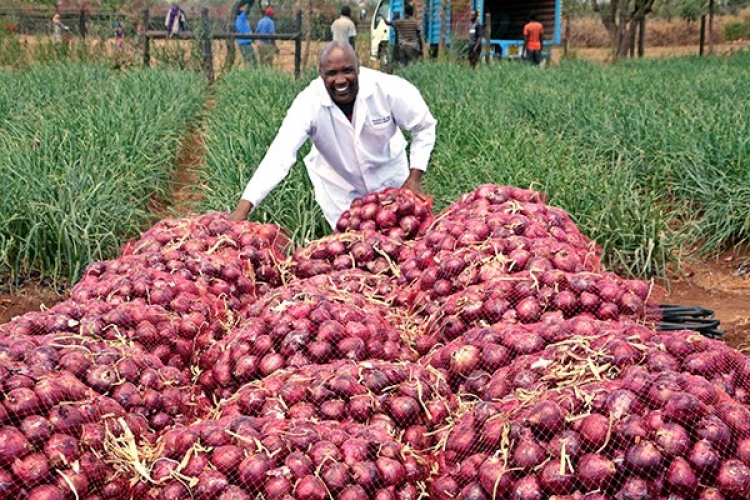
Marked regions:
[0,187,747,500]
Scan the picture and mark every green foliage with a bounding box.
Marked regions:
[0,63,206,283]
[724,19,750,40]
[679,0,708,22]
[200,67,329,245]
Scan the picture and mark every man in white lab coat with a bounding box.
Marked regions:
[229,41,437,228]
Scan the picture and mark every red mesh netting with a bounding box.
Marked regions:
[0,188,745,500]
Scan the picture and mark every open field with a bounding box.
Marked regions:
[0,52,750,499]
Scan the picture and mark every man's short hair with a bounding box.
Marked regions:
[319,40,359,69]
[529,11,538,21]
[341,5,352,17]
[405,5,414,16]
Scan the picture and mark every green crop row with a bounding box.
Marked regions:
[0,63,206,283]
[201,53,750,278]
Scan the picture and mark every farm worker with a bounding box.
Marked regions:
[235,4,257,67]
[379,4,422,66]
[331,5,357,50]
[523,11,544,65]
[166,5,187,38]
[468,10,483,68]
[229,41,437,228]
[114,21,125,50]
[256,7,278,67]
[52,10,69,44]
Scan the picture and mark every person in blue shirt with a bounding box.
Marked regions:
[256,7,277,67]
[234,4,257,67]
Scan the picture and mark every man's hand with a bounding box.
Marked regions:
[401,169,424,197]
[229,199,254,222]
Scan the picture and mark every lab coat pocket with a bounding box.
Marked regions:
[359,120,394,161]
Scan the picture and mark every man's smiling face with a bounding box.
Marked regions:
[320,46,360,106]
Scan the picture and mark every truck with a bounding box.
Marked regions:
[370,0,450,69]
[370,0,562,65]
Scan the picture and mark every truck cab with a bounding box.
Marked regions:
[370,0,395,68]
[370,0,450,69]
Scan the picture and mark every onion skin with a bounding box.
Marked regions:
[666,457,699,495]
[625,440,663,478]
[12,451,50,485]
[0,427,33,465]
[295,475,328,500]
[577,413,610,450]
[26,485,65,500]
[512,475,543,500]
[689,439,721,479]
[539,459,576,495]
[655,423,691,458]
[716,459,750,497]
[478,456,513,498]
[430,475,460,500]
[527,400,565,438]
[578,453,617,491]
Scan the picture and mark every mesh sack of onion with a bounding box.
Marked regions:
[121,212,289,293]
[134,416,431,500]
[218,359,457,452]
[429,322,750,500]
[196,277,418,400]
[427,189,596,254]
[335,188,434,240]
[0,330,211,500]
[289,231,406,280]
[412,270,658,348]
[399,237,604,304]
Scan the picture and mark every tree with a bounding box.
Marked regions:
[590,0,655,58]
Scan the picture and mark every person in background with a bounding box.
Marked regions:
[114,20,125,50]
[331,5,357,50]
[379,4,422,66]
[235,3,257,67]
[228,41,437,228]
[256,7,277,67]
[52,9,69,44]
[523,11,544,66]
[468,10,483,68]
[165,4,187,38]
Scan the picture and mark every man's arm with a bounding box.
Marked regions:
[402,169,424,196]
[229,92,315,221]
[378,14,393,27]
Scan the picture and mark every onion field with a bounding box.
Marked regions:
[0,54,749,500]
[0,63,206,284]
[201,53,750,278]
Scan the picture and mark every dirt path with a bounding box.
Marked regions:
[662,254,750,353]
[151,99,213,218]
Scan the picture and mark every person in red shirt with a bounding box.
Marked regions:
[523,11,544,66]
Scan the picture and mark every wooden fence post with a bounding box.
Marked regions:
[294,9,302,79]
[79,8,86,39]
[142,8,150,67]
[201,8,214,84]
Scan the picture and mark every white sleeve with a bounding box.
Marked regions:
[387,76,436,172]
[241,91,316,207]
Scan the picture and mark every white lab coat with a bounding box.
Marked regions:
[241,67,437,227]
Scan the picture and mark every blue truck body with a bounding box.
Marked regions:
[371,0,562,62]
[472,0,562,60]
